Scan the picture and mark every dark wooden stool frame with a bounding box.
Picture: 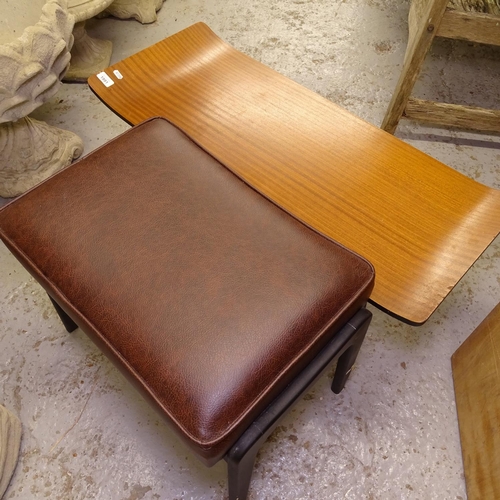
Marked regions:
[48,294,371,500]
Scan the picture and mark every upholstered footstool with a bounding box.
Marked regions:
[0,117,375,499]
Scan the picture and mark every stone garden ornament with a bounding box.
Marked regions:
[0,0,167,198]
[0,0,83,198]
[101,0,166,24]
[0,405,22,498]
[65,0,166,81]
[65,0,115,81]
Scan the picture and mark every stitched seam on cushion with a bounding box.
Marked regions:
[194,277,374,449]
[0,229,373,450]
[0,231,219,447]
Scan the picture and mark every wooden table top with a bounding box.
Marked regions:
[88,23,500,325]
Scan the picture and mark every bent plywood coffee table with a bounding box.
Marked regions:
[89,22,500,326]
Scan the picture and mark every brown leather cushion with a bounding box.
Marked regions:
[0,117,374,465]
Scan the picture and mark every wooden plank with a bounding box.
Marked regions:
[438,9,500,46]
[380,0,449,133]
[88,23,500,325]
[448,0,500,16]
[405,97,500,131]
[452,303,500,500]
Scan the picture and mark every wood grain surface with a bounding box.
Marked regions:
[452,303,500,500]
[88,23,500,325]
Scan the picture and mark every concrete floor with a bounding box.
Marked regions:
[1,0,500,498]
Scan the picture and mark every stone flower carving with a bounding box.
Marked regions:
[0,0,74,122]
[102,0,166,24]
[0,0,83,198]
[64,0,115,81]
[64,0,167,82]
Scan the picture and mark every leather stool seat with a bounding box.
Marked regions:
[0,118,374,498]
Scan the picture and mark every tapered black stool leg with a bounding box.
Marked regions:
[224,308,372,500]
[331,316,370,394]
[226,448,259,500]
[48,295,78,332]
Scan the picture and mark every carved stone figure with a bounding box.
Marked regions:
[64,0,167,82]
[0,117,83,197]
[0,0,83,198]
[64,0,115,82]
[102,0,166,24]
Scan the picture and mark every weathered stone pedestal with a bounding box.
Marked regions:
[0,117,83,197]
[64,0,167,82]
[0,0,83,198]
[64,0,114,82]
[102,0,166,23]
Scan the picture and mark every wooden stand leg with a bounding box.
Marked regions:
[48,295,78,332]
[381,0,449,134]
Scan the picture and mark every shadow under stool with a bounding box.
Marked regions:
[0,117,375,500]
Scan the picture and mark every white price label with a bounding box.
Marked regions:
[96,72,114,87]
